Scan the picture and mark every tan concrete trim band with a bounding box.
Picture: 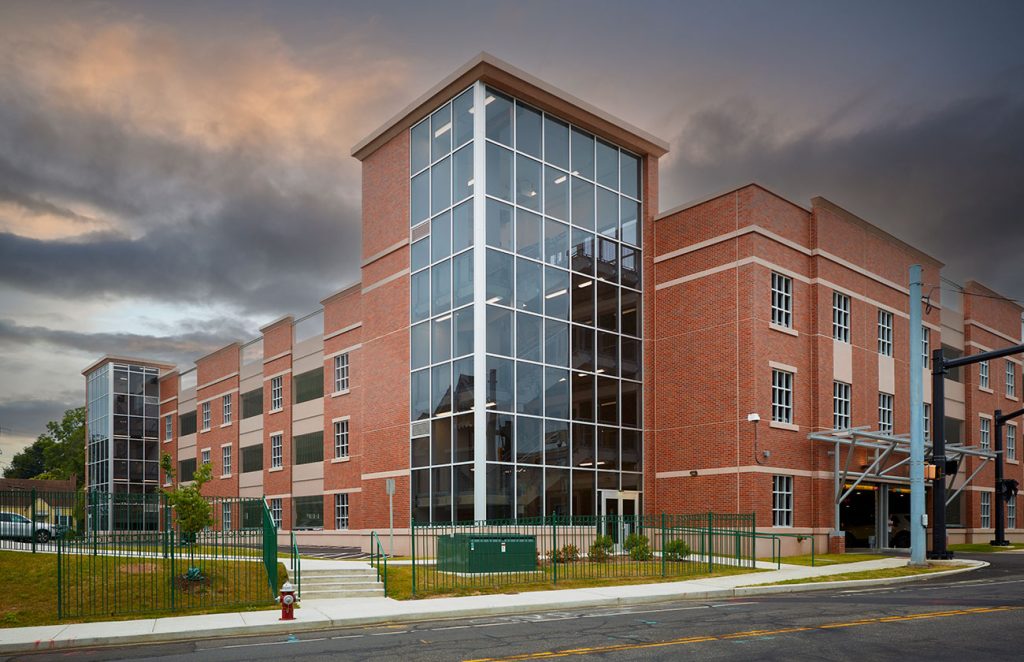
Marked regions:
[197,386,239,406]
[361,238,409,268]
[362,268,409,294]
[324,322,362,342]
[655,466,833,479]
[324,343,363,360]
[964,319,1021,345]
[362,469,410,480]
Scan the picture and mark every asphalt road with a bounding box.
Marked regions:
[9,553,1024,662]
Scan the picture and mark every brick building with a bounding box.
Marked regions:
[82,54,1023,551]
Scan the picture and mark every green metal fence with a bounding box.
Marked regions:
[0,490,284,620]
[411,512,756,596]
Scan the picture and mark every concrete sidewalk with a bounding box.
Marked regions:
[0,557,983,655]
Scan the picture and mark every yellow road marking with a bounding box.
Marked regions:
[463,606,1019,661]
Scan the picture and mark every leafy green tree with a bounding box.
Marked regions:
[160,453,213,536]
[3,407,85,483]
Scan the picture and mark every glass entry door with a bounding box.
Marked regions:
[601,490,640,551]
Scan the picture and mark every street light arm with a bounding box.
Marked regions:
[943,343,1024,370]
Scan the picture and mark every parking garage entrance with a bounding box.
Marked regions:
[840,483,912,549]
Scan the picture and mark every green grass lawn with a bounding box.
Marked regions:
[758,552,890,567]
[948,542,1024,553]
[382,561,764,600]
[0,551,287,628]
[753,563,959,586]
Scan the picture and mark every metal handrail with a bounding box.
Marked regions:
[290,530,301,597]
[370,531,388,595]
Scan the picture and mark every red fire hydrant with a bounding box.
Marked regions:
[277,581,298,620]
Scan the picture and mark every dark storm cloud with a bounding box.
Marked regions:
[0,398,79,445]
[0,318,250,367]
[661,86,1024,297]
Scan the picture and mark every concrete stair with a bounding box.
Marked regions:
[298,564,385,600]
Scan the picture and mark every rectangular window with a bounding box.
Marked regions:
[924,403,931,441]
[1009,497,1017,529]
[833,381,851,430]
[293,495,323,529]
[179,458,197,482]
[222,502,232,531]
[271,434,283,468]
[164,415,172,441]
[241,388,263,418]
[335,493,349,529]
[878,393,894,435]
[1008,423,1017,461]
[201,448,210,465]
[980,360,989,389]
[270,376,283,411]
[981,417,991,450]
[334,419,350,459]
[334,353,350,392]
[270,498,282,529]
[1007,360,1016,398]
[832,292,850,342]
[179,411,197,436]
[241,445,263,473]
[242,501,263,529]
[771,272,792,328]
[223,394,232,425]
[981,492,991,529]
[877,310,893,357]
[222,445,232,475]
[201,402,211,431]
[922,326,930,369]
[294,431,324,465]
[771,369,794,424]
[293,367,324,404]
[772,475,793,527]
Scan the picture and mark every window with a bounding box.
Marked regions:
[334,419,349,459]
[222,502,232,531]
[771,369,794,424]
[924,403,931,441]
[980,360,989,389]
[270,498,282,529]
[179,411,197,436]
[832,292,850,342]
[201,448,210,465]
[981,492,991,528]
[241,445,263,473]
[922,326,930,369]
[981,417,991,450]
[1007,361,1017,398]
[771,272,792,328]
[877,310,893,357]
[293,368,323,404]
[270,376,283,411]
[294,431,324,465]
[335,493,349,529]
[1008,423,1017,461]
[201,402,211,431]
[164,415,172,441]
[271,434,283,469]
[179,458,197,482]
[772,476,793,527]
[334,353,350,392]
[833,381,851,430]
[223,394,232,425]
[1009,497,1017,529]
[241,388,263,418]
[878,393,894,434]
[293,495,323,529]
[222,445,232,475]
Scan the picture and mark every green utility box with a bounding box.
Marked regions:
[437,533,538,573]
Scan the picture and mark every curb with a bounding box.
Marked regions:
[0,560,986,655]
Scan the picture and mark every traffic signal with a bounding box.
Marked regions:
[924,464,938,480]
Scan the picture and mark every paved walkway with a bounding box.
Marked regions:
[0,556,983,654]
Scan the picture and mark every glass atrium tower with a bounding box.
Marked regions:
[409,82,643,523]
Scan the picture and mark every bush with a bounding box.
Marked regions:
[589,535,614,561]
[664,539,692,562]
[548,544,579,564]
[625,534,652,561]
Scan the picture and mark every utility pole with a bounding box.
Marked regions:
[992,407,1024,546]
[908,266,926,566]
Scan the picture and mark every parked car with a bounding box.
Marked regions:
[0,511,56,543]
[844,514,911,548]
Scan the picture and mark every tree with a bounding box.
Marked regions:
[160,453,213,538]
[3,407,85,483]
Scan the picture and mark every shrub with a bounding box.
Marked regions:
[551,544,579,563]
[626,534,652,561]
[664,539,692,562]
[589,535,614,561]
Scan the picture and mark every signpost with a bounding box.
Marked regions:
[386,478,396,557]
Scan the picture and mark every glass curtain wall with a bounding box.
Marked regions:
[410,83,643,524]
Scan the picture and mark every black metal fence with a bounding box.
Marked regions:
[411,512,756,596]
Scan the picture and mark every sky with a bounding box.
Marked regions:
[1,0,1023,463]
